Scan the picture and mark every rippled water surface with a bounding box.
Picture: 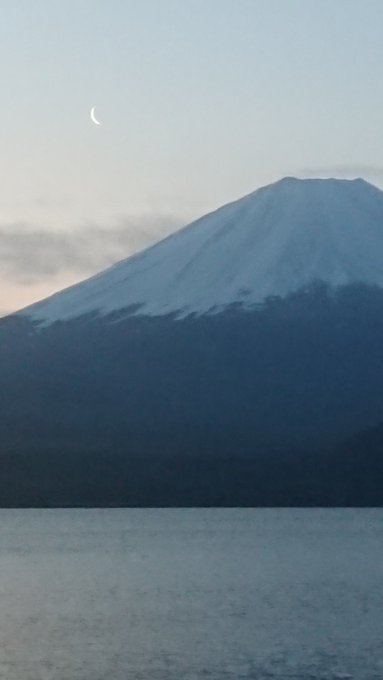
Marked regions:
[0,508,382,679]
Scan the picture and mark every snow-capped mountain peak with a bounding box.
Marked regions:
[21,177,383,324]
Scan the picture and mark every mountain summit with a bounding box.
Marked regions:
[23,177,383,324]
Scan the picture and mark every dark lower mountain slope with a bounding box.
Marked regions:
[1,281,383,506]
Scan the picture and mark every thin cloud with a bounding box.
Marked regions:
[299,164,383,179]
[0,215,182,284]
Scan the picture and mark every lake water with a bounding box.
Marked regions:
[0,509,382,680]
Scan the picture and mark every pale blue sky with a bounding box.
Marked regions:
[1,0,383,312]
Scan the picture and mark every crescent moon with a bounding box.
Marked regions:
[90,106,101,126]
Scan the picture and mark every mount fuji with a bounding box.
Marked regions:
[1,177,383,506]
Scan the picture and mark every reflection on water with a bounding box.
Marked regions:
[0,508,382,680]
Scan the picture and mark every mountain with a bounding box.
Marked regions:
[1,176,383,507]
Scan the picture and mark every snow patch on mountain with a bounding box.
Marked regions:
[20,177,383,324]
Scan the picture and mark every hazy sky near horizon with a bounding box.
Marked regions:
[1,0,383,313]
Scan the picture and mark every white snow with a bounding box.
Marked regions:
[20,177,383,324]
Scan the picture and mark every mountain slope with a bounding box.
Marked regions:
[22,177,383,324]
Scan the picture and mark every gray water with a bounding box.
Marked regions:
[0,509,382,680]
